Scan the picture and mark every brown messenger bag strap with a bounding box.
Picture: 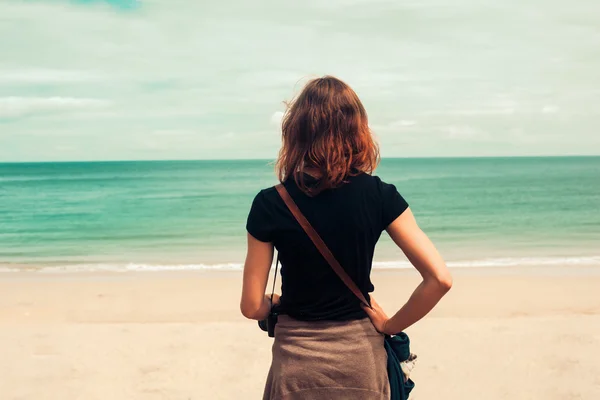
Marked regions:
[275,184,371,308]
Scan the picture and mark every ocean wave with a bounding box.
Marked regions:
[0,262,243,273]
[373,256,600,269]
[1,256,599,273]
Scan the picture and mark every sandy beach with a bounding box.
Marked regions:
[1,267,599,400]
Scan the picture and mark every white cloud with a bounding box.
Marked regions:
[55,144,76,152]
[270,111,285,126]
[0,97,111,118]
[152,129,196,137]
[0,69,102,84]
[389,120,417,128]
[442,126,487,140]
[542,105,559,114]
[371,120,418,132]
[424,108,517,116]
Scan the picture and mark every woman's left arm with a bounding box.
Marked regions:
[240,233,277,320]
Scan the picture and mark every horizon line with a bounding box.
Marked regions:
[1,154,599,164]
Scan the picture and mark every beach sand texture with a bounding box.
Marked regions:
[1,268,599,400]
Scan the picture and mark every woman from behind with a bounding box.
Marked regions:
[241,76,452,400]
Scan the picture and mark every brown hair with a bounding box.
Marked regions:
[276,76,380,196]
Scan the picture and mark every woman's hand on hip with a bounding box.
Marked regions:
[267,293,281,307]
[361,296,391,334]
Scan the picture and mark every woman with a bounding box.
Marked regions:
[241,76,452,400]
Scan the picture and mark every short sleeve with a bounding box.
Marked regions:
[246,190,275,242]
[377,177,409,230]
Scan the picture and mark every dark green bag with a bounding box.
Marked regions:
[276,184,416,399]
[385,333,415,400]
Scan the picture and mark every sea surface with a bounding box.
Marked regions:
[1,157,599,272]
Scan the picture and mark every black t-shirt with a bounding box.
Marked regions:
[246,172,409,321]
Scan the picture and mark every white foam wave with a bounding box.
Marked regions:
[1,256,599,273]
[374,256,600,269]
[0,262,244,273]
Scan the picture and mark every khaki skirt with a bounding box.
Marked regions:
[263,315,390,400]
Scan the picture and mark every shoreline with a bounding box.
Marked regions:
[2,254,600,274]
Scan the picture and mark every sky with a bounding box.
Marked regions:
[1,0,599,162]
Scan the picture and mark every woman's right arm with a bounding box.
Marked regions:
[362,207,452,334]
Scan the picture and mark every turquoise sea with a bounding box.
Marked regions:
[1,157,599,272]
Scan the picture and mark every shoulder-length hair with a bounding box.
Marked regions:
[276,76,380,196]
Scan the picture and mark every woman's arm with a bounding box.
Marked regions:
[240,233,277,320]
[362,208,452,334]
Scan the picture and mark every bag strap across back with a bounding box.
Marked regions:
[275,183,371,308]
